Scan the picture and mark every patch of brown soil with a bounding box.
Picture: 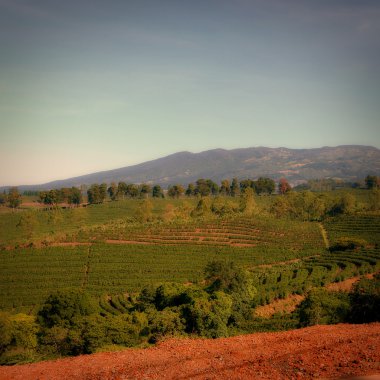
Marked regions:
[254,294,305,318]
[256,258,301,269]
[326,272,379,293]
[231,243,257,247]
[1,323,379,380]
[253,255,321,269]
[20,202,45,208]
[105,239,155,245]
[50,242,92,247]
[326,277,361,292]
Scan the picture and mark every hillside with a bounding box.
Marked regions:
[1,323,379,380]
[6,145,380,191]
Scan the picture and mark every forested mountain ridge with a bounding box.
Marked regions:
[7,145,380,190]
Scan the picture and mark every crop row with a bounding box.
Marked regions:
[0,239,323,313]
[324,215,380,245]
[250,246,380,306]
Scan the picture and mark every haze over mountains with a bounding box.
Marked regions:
[7,145,380,191]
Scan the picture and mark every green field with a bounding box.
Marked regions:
[0,217,324,313]
[1,190,380,365]
[0,192,379,316]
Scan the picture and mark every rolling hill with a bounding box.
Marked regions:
[6,145,380,190]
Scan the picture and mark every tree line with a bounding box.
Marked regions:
[1,174,378,209]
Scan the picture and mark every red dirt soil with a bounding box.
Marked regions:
[1,323,380,380]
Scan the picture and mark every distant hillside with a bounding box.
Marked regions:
[5,145,380,191]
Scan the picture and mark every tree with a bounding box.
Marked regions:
[329,193,356,216]
[148,308,185,342]
[239,187,256,215]
[107,182,118,201]
[38,289,98,328]
[195,179,211,196]
[191,198,211,217]
[0,312,12,354]
[230,178,240,197]
[87,184,107,204]
[185,183,195,196]
[299,289,350,327]
[139,183,151,198]
[126,184,139,198]
[152,185,164,198]
[7,187,22,209]
[211,197,236,216]
[239,179,253,192]
[99,183,107,202]
[117,182,128,199]
[87,184,100,204]
[68,187,82,206]
[255,177,275,195]
[0,191,7,205]
[368,189,380,211]
[59,188,71,203]
[204,260,256,325]
[219,179,230,196]
[278,178,292,194]
[206,179,219,196]
[365,175,379,190]
[349,274,380,323]
[134,199,153,222]
[167,184,184,198]
[270,191,327,221]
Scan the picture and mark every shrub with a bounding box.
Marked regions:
[148,308,185,342]
[0,312,12,354]
[349,274,380,323]
[298,288,350,327]
[38,289,98,328]
[155,283,188,310]
[329,237,368,252]
[0,313,39,364]
[183,293,232,338]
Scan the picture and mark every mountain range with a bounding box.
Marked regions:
[6,145,380,191]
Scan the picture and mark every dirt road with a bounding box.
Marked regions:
[1,323,379,379]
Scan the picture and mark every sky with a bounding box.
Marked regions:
[1,0,380,186]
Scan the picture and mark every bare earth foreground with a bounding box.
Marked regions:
[1,324,380,380]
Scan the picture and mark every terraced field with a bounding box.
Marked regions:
[324,214,380,245]
[1,212,379,318]
[74,216,324,251]
[246,214,380,306]
[0,215,325,313]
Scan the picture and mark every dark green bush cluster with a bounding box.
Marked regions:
[349,273,380,323]
[0,261,258,363]
[2,263,379,365]
[329,237,368,252]
[298,274,380,327]
[270,191,357,221]
[0,313,38,365]
[298,289,350,327]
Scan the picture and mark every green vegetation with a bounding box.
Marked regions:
[349,274,380,323]
[0,183,379,365]
[298,289,350,326]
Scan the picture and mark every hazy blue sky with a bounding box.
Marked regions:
[1,0,380,185]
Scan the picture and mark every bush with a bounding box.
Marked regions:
[349,274,380,323]
[329,237,368,252]
[154,283,188,310]
[148,308,185,342]
[38,289,98,328]
[0,313,39,364]
[182,293,232,338]
[298,289,350,327]
[0,312,12,354]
